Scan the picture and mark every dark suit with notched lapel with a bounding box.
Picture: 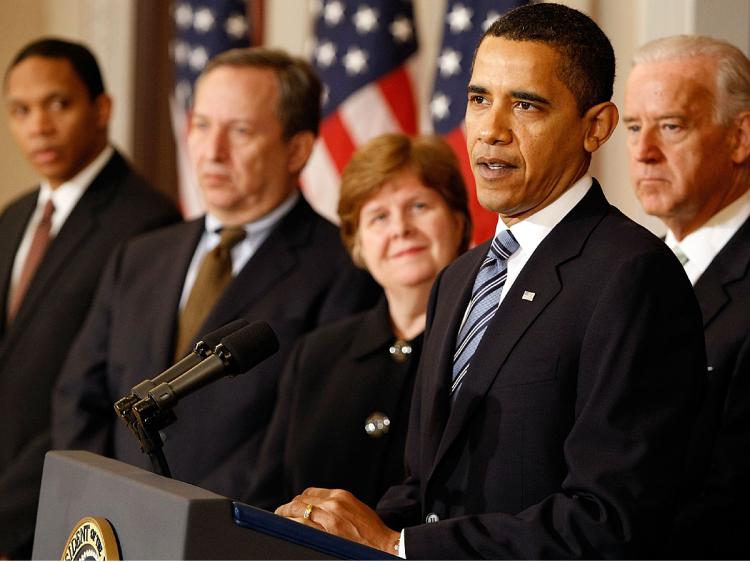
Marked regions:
[376,182,707,559]
[0,150,180,555]
[53,195,379,500]
[247,297,421,510]
[671,214,750,559]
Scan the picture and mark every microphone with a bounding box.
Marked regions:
[134,321,279,418]
[114,319,249,419]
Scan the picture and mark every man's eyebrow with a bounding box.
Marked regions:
[467,84,489,95]
[622,113,687,123]
[6,91,68,105]
[510,90,550,106]
[466,85,551,107]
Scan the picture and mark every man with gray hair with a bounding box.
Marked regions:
[624,34,750,557]
[53,47,377,500]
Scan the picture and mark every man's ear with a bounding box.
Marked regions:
[730,111,750,165]
[583,101,619,154]
[94,93,112,128]
[287,131,316,175]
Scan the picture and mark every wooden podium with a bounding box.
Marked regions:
[33,450,394,560]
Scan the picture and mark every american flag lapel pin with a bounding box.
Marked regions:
[522,291,535,302]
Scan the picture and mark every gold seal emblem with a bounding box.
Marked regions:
[61,516,120,561]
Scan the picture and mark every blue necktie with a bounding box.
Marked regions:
[451,230,520,396]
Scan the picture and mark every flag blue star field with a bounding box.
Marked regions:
[170,0,251,216]
[301,0,419,222]
[431,0,528,244]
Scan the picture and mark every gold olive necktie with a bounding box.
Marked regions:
[174,226,246,359]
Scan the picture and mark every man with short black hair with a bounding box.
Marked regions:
[275,4,706,558]
[0,37,180,557]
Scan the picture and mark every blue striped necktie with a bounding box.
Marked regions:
[451,230,520,396]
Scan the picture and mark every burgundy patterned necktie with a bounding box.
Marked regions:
[7,199,55,325]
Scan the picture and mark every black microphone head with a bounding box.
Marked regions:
[200,318,250,349]
[219,321,279,373]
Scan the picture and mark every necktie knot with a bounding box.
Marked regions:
[489,229,519,262]
[218,226,246,250]
[40,199,55,223]
[671,244,689,266]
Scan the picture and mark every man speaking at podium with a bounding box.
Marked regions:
[275,4,706,558]
[53,48,376,501]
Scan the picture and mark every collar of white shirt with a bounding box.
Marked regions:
[491,175,592,304]
[202,189,299,250]
[37,145,114,236]
[665,187,750,285]
[178,190,301,310]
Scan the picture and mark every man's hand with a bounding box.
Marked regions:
[275,487,400,554]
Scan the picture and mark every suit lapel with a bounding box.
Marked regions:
[421,246,486,464]
[426,183,611,481]
[154,220,206,364]
[194,196,315,334]
[694,215,750,328]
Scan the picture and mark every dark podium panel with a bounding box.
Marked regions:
[33,450,394,560]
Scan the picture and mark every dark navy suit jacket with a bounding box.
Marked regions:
[671,213,750,559]
[376,182,707,559]
[0,151,179,554]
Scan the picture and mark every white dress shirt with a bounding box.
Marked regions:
[497,175,592,304]
[665,188,750,285]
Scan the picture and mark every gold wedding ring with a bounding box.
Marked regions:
[303,503,314,520]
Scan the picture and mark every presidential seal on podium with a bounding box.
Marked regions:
[61,516,120,560]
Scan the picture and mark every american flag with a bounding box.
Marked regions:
[430,0,528,245]
[170,0,256,217]
[301,0,419,222]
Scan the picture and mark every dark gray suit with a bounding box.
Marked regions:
[52,195,379,500]
[671,214,750,559]
[376,182,707,559]
[0,150,180,555]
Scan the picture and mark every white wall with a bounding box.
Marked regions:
[0,0,46,205]
[0,0,136,208]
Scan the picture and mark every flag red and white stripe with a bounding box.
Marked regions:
[301,0,419,222]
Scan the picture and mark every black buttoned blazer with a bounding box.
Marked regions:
[52,195,379,500]
[0,151,180,554]
[246,298,421,510]
[671,214,750,558]
[376,182,707,559]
